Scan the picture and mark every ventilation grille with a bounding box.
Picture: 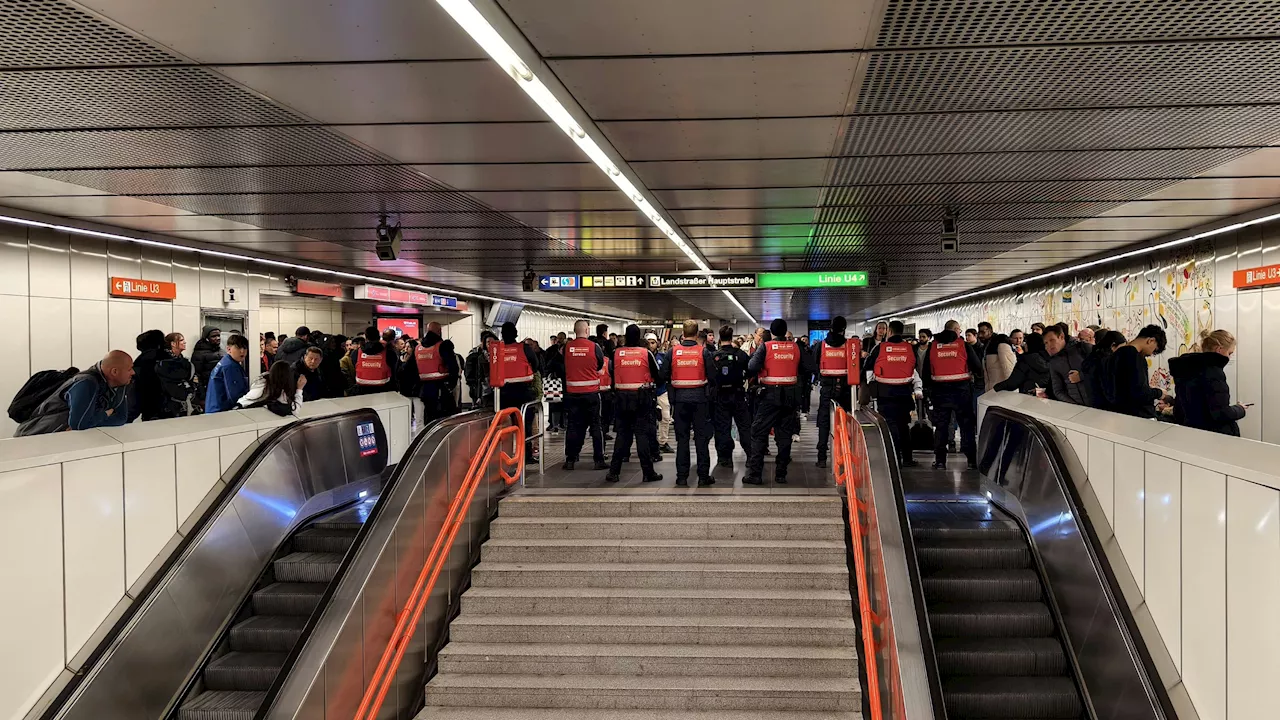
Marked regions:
[0,0,178,67]
[876,0,1280,47]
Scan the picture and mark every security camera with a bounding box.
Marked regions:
[941,209,959,253]
[522,264,537,292]
[878,261,889,287]
[375,215,402,261]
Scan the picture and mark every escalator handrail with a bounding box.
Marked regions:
[354,406,525,720]
[41,407,389,720]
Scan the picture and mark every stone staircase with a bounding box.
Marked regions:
[417,494,862,719]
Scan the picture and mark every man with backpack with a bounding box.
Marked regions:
[710,324,753,469]
[14,351,134,436]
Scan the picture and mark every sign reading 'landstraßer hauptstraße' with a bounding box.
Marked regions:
[648,274,756,288]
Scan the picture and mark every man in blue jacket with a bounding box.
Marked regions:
[205,334,250,413]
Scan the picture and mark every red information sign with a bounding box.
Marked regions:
[295,279,343,297]
[356,284,435,307]
[110,277,176,300]
[1233,264,1280,289]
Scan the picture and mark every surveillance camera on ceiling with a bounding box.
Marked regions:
[941,209,959,253]
[375,215,402,261]
[522,264,537,292]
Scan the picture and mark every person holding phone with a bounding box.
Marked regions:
[1168,329,1247,436]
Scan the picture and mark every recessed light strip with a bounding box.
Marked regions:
[435,0,752,323]
[0,213,636,324]
[867,210,1280,324]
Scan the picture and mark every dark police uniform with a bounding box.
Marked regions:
[606,346,664,482]
[710,343,753,467]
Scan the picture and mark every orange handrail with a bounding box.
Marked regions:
[354,408,525,720]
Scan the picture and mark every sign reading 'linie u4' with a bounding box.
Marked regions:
[756,271,869,289]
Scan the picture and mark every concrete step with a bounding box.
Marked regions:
[480,539,846,565]
[500,496,842,519]
[471,562,849,591]
[489,516,844,541]
[448,615,857,647]
[417,711,862,720]
[438,642,858,677]
[461,586,852,618]
[424,673,861,712]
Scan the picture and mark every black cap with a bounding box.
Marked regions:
[770,318,788,338]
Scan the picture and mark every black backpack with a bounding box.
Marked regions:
[712,348,743,387]
[8,367,79,423]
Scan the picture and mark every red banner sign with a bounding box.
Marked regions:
[110,277,176,300]
[295,279,343,297]
[1233,264,1280,289]
[356,284,434,306]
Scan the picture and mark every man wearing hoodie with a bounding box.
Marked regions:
[191,326,223,406]
[921,324,984,469]
[204,334,250,413]
[132,329,171,421]
[352,326,397,395]
[813,316,861,469]
[275,326,311,366]
[414,321,459,423]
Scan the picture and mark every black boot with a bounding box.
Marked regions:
[593,460,609,470]
[775,475,788,485]
[675,477,689,487]
[742,475,763,485]
[815,458,827,468]
[697,476,716,487]
[604,472,620,483]
[561,460,575,471]
[643,473,664,483]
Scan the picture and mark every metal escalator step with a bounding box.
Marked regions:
[178,690,266,720]
[910,519,1022,541]
[252,582,329,616]
[915,539,1030,571]
[923,569,1042,602]
[928,602,1054,638]
[942,676,1082,719]
[229,615,308,653]
[934,638,1067,677]
[273,552,343,583]
[293,527,359,554]
[204,651,288,691]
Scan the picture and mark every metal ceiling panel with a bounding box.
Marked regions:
[855,41,1280,114]
[1068,215,1221,232]
[74,0,486,62]
[218,62,544,124]
[1,194,195,216]
[35,166,469,196]
[550,54,858,120]
[655,188,824,209]
[411,163,613,192]
[634,158,830,190]
[1199,148,1280,177]
[499,0,878,56]
[0,171,110,197]
[600,117,844,162]
[875,0,1280,46]
[1144,177,1280,201]
[339,122,583,164]
[1,0,175,66]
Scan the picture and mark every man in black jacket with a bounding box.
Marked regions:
[665,319,717,487]
[1108,324,1171,418]
[1045,324,1092,405]
[921,328,983,469]
[710,324,753,469]
[813,316,855,469]
[275,326,311,366]
[294,346,324,402]
[190,326,223,404]
[863,320,921,467]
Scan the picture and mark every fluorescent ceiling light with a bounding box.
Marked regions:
[868,210,1280,323]
[0,214,635,323]
[436,0,751,324]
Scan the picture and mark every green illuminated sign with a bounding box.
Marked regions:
[756,271,868,289]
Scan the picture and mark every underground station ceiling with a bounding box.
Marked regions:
[2,0,1279,322]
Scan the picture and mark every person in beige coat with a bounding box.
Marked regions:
[983,334,1018,392]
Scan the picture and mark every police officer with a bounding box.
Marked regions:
[414,321,458,423]
[561,320,608,471]
[667,319,716,487]
[864,320,921,467]
[605,324,664,483]
[491,321,540,462]
[813,316,861,469]
[710,324,752,469]
[920,322,982,470]
[744,319,814,485]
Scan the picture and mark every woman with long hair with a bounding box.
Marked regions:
[237,360,304,411]
[1168,329,1246,436]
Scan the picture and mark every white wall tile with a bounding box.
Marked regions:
[1143,453,1181,671]
[141,300,174,337]
[30,296,71,373]
[27,229,70,300]
[1234,288,1262,441]
[1113,444,1146,593]
[68,236,108,301]
[171,253,201,307]
[104,239,140,281]
[199,260,225,308]
[123,446,176,587]
[1182,464,1226,720]
[1088,436,1116,526]
[1225,478,1280,720]
[107,298,142,355]
[219,430,258,472]
[0,294,31,437]
[70,299,109,370]
[0,224,28,297]
[139,246,172,283]
[1064,428,1088,470]
[175,438,220,523]
[172,304,201,357]
[280,307,306,336]
[61,455,124,659]
[223,260,248,311]
[0,464,64,720]
[1262,288,1280,444]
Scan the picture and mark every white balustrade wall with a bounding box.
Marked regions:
[982,391,1280,720]
[0,393,410,720]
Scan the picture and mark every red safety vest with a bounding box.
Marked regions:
[613,347,652,390]
[415,341,448,381]
[564,338,601,394]
[760,340,800,386]
[930,340,971,382]
[873,341,915,385]
[355,348,392,386]
[817,337,862,386]
[498,342,533,385]
[669,342,707,388]
[598,359,612,391]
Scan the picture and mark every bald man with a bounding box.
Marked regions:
[14,351,134,436]
[414,320,459,423]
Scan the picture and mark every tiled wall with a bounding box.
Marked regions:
[896,216,1280,443]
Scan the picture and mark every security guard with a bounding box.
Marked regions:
[604,324,664,483]
[813,316,861,469]
[489,321,540,461]
[920,324,982,470]
[353,326,395,395]
[561,320,608,471]
[414,321,458,423]
[667,319,716,487]
[864,320,920,467]
[710,324,752,469]
[744,319,814,485]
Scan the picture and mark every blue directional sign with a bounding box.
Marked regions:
[538,275,580,291]
[430,294,458,309]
